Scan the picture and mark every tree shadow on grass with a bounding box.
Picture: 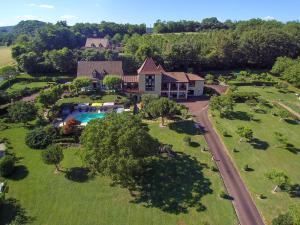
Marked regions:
[8,165,29,181]
[190,142,200,148]
[285,119,299,125]
[168,120,199,135]
[289,184,300,198]
[132,152,212,214]
[0,198,34,225]
[227,111,251,121]
[250,138,269,150]
[65,167,91,183]
[286,144,300,154]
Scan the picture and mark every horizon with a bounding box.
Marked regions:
[0,0,300,27]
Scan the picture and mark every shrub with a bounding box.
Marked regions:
[244,164,251,172]
[183,136,191,146]
[222,131,230,137]
[228,91,260,103]
[219,190,227,199]
[0,155,15,177]
[25,125,57,149]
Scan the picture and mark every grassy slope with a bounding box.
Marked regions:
[0,46,14,67]
[210,99,300,224]
[238,86,300,114]
[0,121,237,225]
[6,82,49,93]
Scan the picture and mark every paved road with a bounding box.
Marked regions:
[182,96,265,225]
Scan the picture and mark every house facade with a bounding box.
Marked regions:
[77,58,204,100]
[122,58,204,99]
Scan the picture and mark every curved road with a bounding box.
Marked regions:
[183,96,265,225]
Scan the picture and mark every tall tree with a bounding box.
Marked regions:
[41,145,64,172]
[80,113,159,190]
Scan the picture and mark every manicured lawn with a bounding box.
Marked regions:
[6,81,49,93]
[0,46,14,67]
[210,102,300,224]
[0,121,237,225]
[57,94,128,105]
[238,85,300,114]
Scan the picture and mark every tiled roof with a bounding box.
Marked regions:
[186,73,205,81]
[162,72,204,83]
[162,72,189,83]
[85,38,111,48]
[137,58,161,74]
[122,75,139,83]
[77,61,124,78]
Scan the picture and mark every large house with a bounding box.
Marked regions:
[77,58,204,100]
[84,38,112,49]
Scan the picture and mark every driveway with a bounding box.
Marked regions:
[182,89,265,225]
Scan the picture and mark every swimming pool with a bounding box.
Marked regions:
[74,112,106,123]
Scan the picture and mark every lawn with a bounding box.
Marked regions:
[210,101,300,224]
[56,94,129,105]
[6,81,49,94]
[238,85,300,115]
[0,121,237,225]
[0,46,14,67]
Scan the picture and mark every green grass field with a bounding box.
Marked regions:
[238,86,300,115]
[0,121,237,225]
[6,81,49,93]
[210,98,300,224]
[0,46,14,67]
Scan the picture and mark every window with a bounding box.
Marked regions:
[145,75,155,91]
[189,81,195,87]
[188,90,195,96]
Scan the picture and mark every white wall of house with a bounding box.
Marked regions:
[188,80,204,96]
[138,74,162,95]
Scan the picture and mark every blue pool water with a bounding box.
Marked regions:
[74,113,106,123]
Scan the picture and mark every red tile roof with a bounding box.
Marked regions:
[137,58,162,74]
[162,72,204,83]
[85,38,111,48]
[186,73,205,81]
[122,75,139,83]
[77,61,124,77]
[162,72,189,83]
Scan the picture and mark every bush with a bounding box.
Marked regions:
[219,190,227,199]
[183,136,191,146]
[0,155,15,177]
[228,91,260,103]
[243,164,250,171]
[25,125,57,149]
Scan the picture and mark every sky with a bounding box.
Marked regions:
[0,0,299,27]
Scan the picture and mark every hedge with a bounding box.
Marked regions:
[227,80,277,86]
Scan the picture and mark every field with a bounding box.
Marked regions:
[238,85,300,115]
[210,86,300,224]
[6,81,49,94]
[0,121,237,225]
[0,46,14,67]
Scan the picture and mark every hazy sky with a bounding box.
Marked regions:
[0,0,299,26]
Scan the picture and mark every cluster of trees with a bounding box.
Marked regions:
[125,19,300,71]
[7,20,145,74]
[272,203,300,225]
[153,17,229,33]
[141,94,187,126]
[271,57,300,87]
[80,113,160,189]
[0,20,146,46]
[0,20,47,45]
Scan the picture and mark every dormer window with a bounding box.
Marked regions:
[91,43,96,48]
